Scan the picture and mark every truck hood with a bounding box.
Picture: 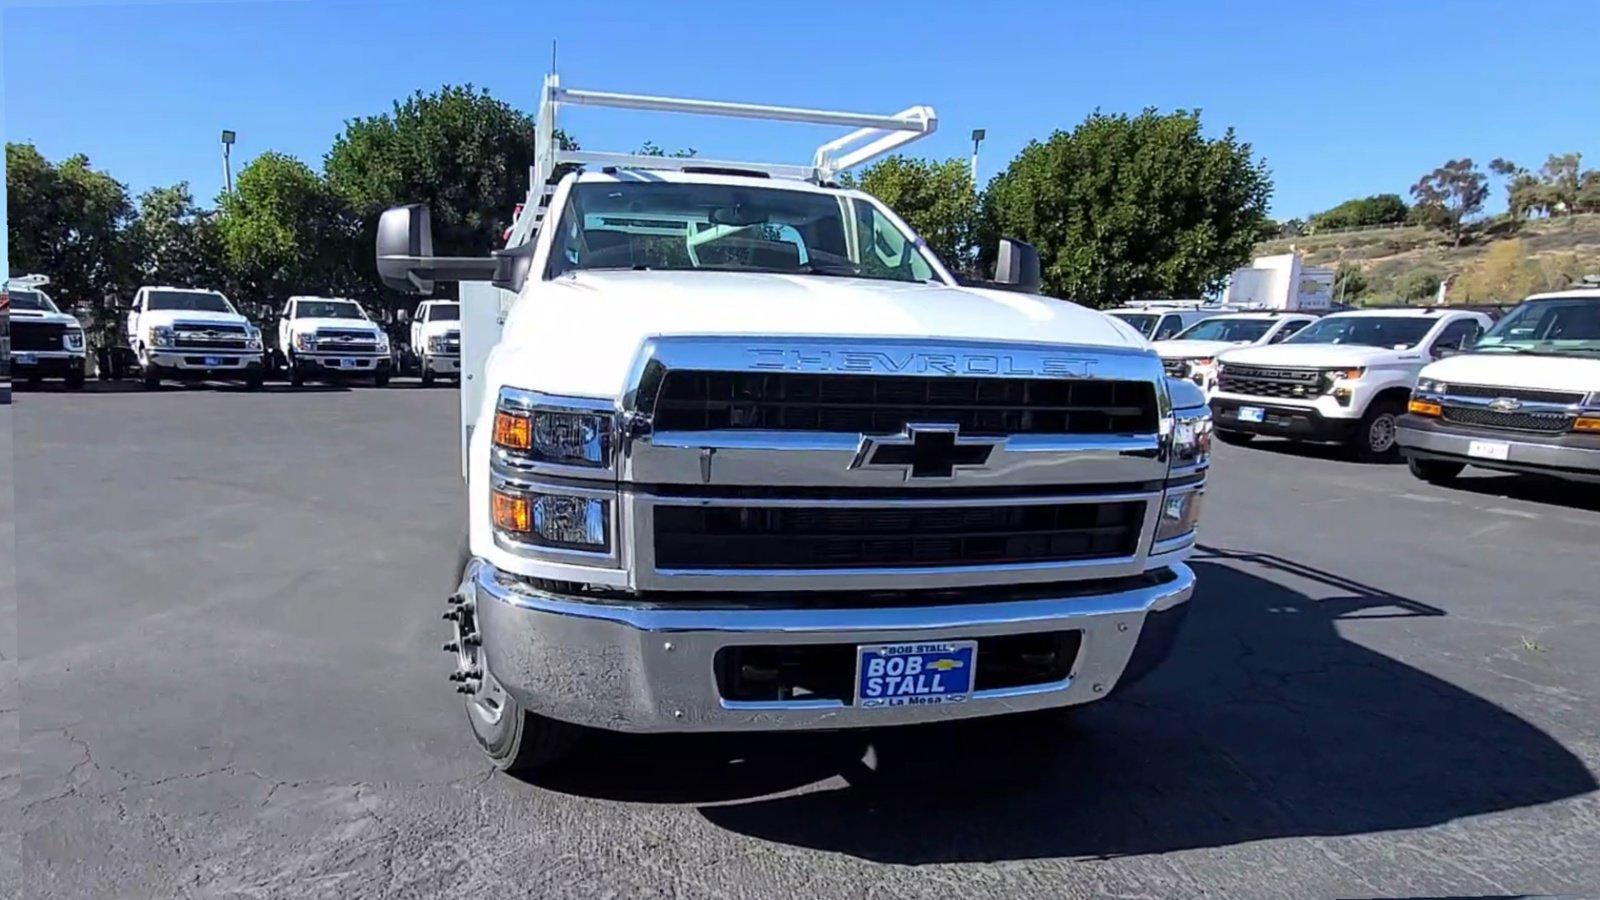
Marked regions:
[1154,338,1249,360]
[138,309,249,328]
[292,317,382,334]
[1218,343,1419,369]
[8,309,81,328]
[1421,352,1600,394]
[499,271,1147,398]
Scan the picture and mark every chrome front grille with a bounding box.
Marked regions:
[1445,383,1585,405]
[173,322,249,352]
[652,371,1160,435]
[314,329,379,353]
[1441,406,1571,434]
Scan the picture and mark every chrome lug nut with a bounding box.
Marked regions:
[441,610,459,622]
[462,634,481,647]
[448,671,466,682]
[442,641,460,653]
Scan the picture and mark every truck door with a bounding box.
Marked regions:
[278,300,295,353]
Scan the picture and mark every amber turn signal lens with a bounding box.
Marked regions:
[1574,416,1600,433]
[491,490,531,533]
[493,411,532,450]
[1408,399,1442,417]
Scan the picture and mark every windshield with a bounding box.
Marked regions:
[1110,312,1159,337]
[1284,315,1434,349]
[428,304,459,322]
[547,181,938,284]
[146,290,233,313]
[296,300,364,320]
[1476,299,1600,357]
[8,289,59,313]
[1173,318,1274,343]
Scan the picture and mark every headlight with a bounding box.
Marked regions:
[1155,487,1203,543]
[1415,378,1448,395]
[294,332,316,351]
[148,325,175,348]
[246,326,263,351]
[491,487,610,551]
[375,332,391,351]
[65,328,85,350]
[494,391,613,468]
[428,335,448,353]
[1170,408,1212,468]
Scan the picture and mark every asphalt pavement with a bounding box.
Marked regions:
[8,379,1600,898]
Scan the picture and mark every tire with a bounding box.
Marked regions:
[449,527,580,773]
[1215,429,1255,446]
[420,361,435,387]
[1351,398,1405,463]
[373,368,390,387]
[289,357,305,387]
[65,368,85,390]
[243,370,265,391]
[140,352,161,390]
[1408,456,1465,485]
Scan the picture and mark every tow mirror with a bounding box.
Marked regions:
[375,204,498,295]
[992,238,1041,294]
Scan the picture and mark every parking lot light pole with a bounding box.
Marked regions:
[221,130,236,195]
[966,128,979,190]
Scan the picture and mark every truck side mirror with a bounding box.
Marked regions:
[375,204,502,295]
[992,238,1041,294]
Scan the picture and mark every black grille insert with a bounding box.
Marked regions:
[11,321,66,352]
[1217,365,1323,399]
[653,501,1146,570]
[1441,406,1571,434]
[652,371,1159,435]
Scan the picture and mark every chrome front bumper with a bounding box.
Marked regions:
[1398,416,1600,480]
[466,559,1195,733]
[422,354,460,373]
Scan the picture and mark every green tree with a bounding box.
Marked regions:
[127,183,228,291]
[852,156,979,269]
[1409,158,1488,246]
[1333,262,1368,302]
[1539,153,1582,213]
[1394,268,1442,301]
[1309,194,1408,231]
[979,109,1271,304]
[6,143,136,305]
[215,151,356,314]
[325,85,563,260]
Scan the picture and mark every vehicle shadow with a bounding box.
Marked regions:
[1439,471,1600,513]
[13,380,350,395]
[527,551,1596,862]
[1230,436,1403,466]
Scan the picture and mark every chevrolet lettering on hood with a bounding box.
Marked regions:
[746,347,1098,378]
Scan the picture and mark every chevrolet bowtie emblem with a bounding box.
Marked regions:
[1488,397,1522,412]
[849,424,1002,480]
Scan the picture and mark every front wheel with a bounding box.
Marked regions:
[373,368,390,387]
[289,357,305,387]
[140,351,161,390]
[1408,456,1465,484]
[1351,399,1404,463]
[65,367,86,390]
[420,360,435,387]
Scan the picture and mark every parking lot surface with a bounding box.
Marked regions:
[10,381,1600,898]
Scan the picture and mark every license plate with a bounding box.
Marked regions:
[340,357,357,368]
[855,641,977,709]
[14,352,36,365]
[1238,406,1265,423]
[204,356,224,367]
[1468,440,1510,461]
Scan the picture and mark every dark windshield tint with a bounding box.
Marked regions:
[8,290,58,313]
[296,300,364,319]
[1174,318,1274,343]
[1284,315,1434,349]
[428,305,460,322]
[1477,299,1600,355]
[547,181,935,284]
[146,290,232,313]
[1110,313,1159,337]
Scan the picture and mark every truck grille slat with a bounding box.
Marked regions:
[653,372,1159,435]
[1445,384,1586,405]
[653,501,1145,569]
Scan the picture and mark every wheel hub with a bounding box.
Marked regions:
[1369,413,1397,452]
[445,592,508,727]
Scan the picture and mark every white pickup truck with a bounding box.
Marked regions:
[409,299,460,386]
[279,295,392,387]
[1210,307,1491,461]
[374,79,1210,772]
[5,275,86,389]
[1154,311,1317,396]
[1399,288,1600,485]
[126,286,265,389]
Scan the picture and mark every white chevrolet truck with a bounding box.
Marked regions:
[5,275,87,389]
[410,299,461,386]
[278,295,393,386]
[127,286,265,389]
[1210,308,1490,461]
[1154,311,1317,396]
[1399,287,1600,485]
[376,80,1210,771]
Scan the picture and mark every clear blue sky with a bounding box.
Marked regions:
[5,0,1598,220]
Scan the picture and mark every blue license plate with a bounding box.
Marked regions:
[855,641,977,709]
[340,357,357,368]
[1238,406,1265,423]
[14,352,36,365]
[204,356,224,367]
